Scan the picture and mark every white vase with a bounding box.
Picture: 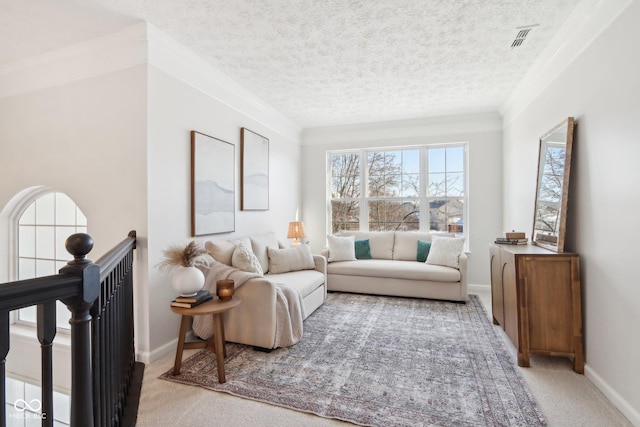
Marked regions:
[171,266,205,297]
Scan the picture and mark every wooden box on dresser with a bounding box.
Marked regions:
[489,243,584,373]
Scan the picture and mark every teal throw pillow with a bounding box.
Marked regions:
[354,239,372,260]
[417,240,431,262]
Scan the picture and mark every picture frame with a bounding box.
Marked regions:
[191,131,235,236]
[240,128,269,211]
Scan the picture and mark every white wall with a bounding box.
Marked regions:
[0,23,303,369]
[0,65,148,387]
[145,66,302,356]
[301,112,503,285]
[501,1,640,423]
[0,66,148,258]
[140,24,302,360]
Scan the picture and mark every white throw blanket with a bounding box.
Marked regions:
[192,261,305,347]
[273,285,305,347]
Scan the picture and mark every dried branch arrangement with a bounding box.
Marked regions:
[157,240,213,272]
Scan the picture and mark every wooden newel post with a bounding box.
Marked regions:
[60,233,100,427]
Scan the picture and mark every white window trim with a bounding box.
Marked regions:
[8,186,86,334]
[327,142,469,246]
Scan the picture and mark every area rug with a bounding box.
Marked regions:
[160,293,546,426]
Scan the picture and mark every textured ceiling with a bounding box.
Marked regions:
[0,0,581,128]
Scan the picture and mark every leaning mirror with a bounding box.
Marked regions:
[532,117,575,252]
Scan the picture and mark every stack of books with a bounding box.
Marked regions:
[495,231,528,245]
[171,290,213,308]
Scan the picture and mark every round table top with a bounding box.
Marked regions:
[170,297,242,316]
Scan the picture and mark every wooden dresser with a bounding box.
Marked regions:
[489,243,584,373]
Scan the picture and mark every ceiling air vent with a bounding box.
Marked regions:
[511,25,538,48]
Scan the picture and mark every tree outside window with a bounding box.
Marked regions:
[330,153,360,233]
[534,145,565,233]
[329,145,466,235]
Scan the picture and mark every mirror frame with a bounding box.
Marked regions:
[532,117,575,252]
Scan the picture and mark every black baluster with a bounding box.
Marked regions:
[37,301,56,427]
[90,292,102,427]
[1,310,9,427]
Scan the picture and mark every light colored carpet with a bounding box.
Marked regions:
[136,289,632,427]
[159,294,544,426]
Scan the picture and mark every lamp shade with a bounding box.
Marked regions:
[287,221,306,239]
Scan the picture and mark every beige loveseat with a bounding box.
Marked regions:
[321,231,467,302]
[200,232,326,349]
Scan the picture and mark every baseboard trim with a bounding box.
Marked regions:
[137,337,177,364]
[137,331,199,364]
[468,283,490,294]
[585,363,639,426]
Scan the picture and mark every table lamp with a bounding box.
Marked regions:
[287,221,306,246]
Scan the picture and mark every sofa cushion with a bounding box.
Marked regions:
[205,236,251,265]
[354,239,372,259]
[267,270,325,298]
[426,237,465,269]
[232,244,263,275]
[339,231,394,260]
[267,245,315,274]
[416,240,431,262]
[327,235,356,262]
[205,240,235,265]
[250,232,280,273]
[327,259,460,282]
[393,231,454,261]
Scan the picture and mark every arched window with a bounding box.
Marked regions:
[16,191,87,329]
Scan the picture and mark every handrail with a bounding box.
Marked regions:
[0,274,81,311]
[0,231,141,427]
[95,230,136,283]
[0,230,138,307]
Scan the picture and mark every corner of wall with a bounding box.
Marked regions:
[585,364,640,426]
[500,0,633,127]
[0,22,148,100]
[145,23,301,143]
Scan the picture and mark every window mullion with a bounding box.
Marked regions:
[421,146,429,231]
[360,149,368,231]
[329,144,466,235]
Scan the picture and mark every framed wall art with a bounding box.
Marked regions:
[240,127,269,210]
[191,131,235,236]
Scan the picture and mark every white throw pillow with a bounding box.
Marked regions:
[326,235,356,262]
[426,237,465,269]
[267,245,315,274]
[231,244,264,275]
[205,240,236,266]
[249,232,280,273]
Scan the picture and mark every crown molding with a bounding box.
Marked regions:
[0,23,148,99]
[0,22,301,142]
[301,111,502,146]
[145,23,301,142]
[500,0,633,127]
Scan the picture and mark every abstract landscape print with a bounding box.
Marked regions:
[191,131,235,235]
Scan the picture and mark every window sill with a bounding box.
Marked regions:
[7,324,72,393]
[10,324,71,349]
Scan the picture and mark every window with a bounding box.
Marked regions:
[5,376,70,425]
[17,191,87,330]
[329,144,467,237]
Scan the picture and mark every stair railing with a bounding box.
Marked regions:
[0,231,142,427]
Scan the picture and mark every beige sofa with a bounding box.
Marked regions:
[201,232,326,349]
[321,231,467,302]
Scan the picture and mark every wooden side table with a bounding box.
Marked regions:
[170,297,241,383]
